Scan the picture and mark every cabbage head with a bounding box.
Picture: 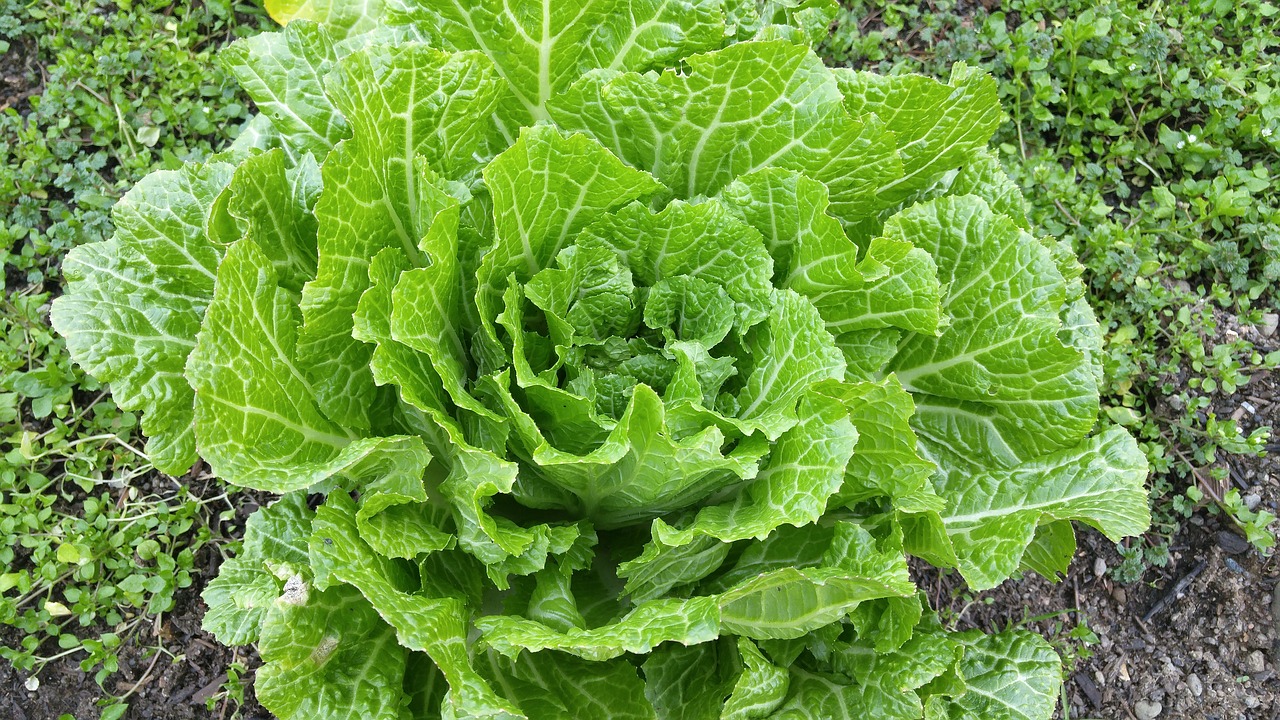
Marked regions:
[51,2,1149,718]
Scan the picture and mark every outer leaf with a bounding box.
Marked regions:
[812,377,937,510]
[388,0,726,128]
[311,493,524,719]
[943,630,1062,720]
[220,21,348,160]
[886,195,1099,466]
[642,641,738,720]
[265,0,390,40]
[1019,520,1076,582]
[479,594,722,662]
[723,0,840,46]
[722,638,789,719]
[935,426,1150,590]
[201,492,314,646]
[715,522,913,640]
[481,650,657,720]
[51,160,236,474]
[567,40,901,221]
[256,584,407,720]
[186,238,433,494]
[835,63,1003,204]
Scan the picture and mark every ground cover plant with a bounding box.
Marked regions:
[0,0,270,710]
[824,0,1280,574]
[49,1,1151,718]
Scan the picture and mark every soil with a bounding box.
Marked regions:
[0,35,40,114]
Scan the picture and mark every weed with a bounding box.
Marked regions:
[1,0,267,690]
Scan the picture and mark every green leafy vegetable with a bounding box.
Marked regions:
[52,1,1148,718]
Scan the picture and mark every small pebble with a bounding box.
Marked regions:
[1094,557,1108,577]
[1245,695,1260,709]
[1188,673,1203,697]
[1246,650,1268,674]
[1224,557,1246,574]
[1216,531,1252,555]
[1260,312,1278,338]
[1135,699,1163,720]
[1245,492,1262,511]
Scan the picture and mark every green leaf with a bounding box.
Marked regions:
[388,0,726,129]
[299,44,502,431]
[835,63,1003,204]
[885,195,1099,466]
[721,637,789,719]
[943,629,1062,720]
[210,148,320,293]
[936,426,1150,590]
[256,584,408,720]
[310,493,524,719]
[734,290,845,437]
[475,124,663,356]
[577,199,775,331]
[642,641,738,719]
[1019,520,1076,582]
[220,21,348,160]
[481,649,657,720]
[717,168,942,336]
[264,0,390,41]
[642,387,856,551]
[813,377,937,511]
[478,595,721,661]
[715,522,914,640]
[51,160,237,474]
[558,40,901,221]
[186,238,432,493]
[490,380,765,528]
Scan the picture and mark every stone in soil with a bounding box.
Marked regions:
[1135,699,1163,719]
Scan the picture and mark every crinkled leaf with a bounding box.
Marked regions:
[51,161,236,474]
[201,492,314,646]
[209,148,319,292]
[388,0,726,129]
[256,584,407,720]
[310,493,523,719]
[299,45,502,431]
[481,649,656,720]
[835,63,1002,204]
[563,40,901,221]
[220,21,348,160]
[935,426,1150,590]
[642,388,855,554]
[186,238,433,494]
[942,629,1062,720]
[717,168,941,336]
[886,195,1099,466]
